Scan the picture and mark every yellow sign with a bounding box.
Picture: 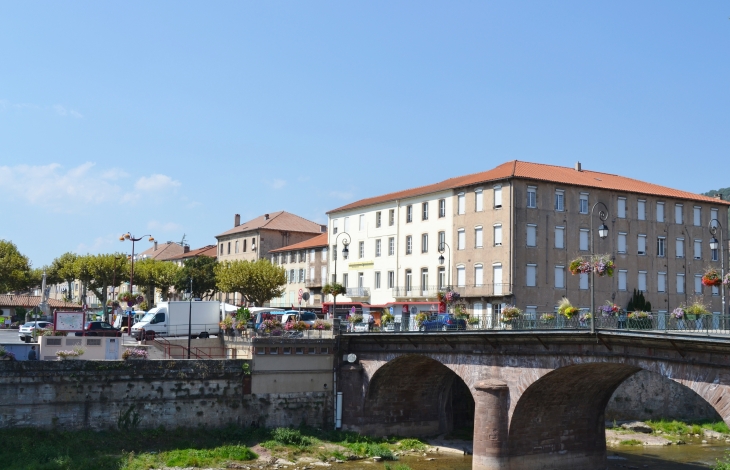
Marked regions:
[348,261,374,270]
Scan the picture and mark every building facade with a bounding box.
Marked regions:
[268,233,328,309]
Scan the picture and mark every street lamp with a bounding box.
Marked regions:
[331,232,351,319]
[590,202,609,334]
[438,242,452,290]
[120,233,154,331]
[185,277,193,359]
[709,218,726,323]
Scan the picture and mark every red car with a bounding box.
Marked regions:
[74,321,122,337]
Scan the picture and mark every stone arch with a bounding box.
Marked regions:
[358,354,475,437]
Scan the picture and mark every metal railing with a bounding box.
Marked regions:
[457,283,513,297]
[346,287,370,297]
[345,313,730,335]
[391,285,441,297]
[305,279,323,288]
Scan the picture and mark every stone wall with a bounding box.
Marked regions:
[0,360,332,430]
[606,369,721,423]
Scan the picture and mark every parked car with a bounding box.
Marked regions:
[74,321,122,337]
[281,311,319,329]
[18,321,53,342]
[419,314,467,331]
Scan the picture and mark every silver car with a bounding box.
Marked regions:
[18,321,52,343]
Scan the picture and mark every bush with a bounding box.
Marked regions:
[270,428,313,447]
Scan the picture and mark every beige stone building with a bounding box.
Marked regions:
[268,233,328,309]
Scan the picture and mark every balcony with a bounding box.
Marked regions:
[456,283,513,297]
[305,279,323,288]
[346,287,370,298]
[392,285,441,299]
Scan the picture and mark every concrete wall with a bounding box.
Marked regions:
[0,360,332,431]
[251,338,335,394]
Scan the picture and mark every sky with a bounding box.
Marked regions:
[1,1,729,268]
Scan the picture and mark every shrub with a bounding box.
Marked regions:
[56,348,85,360]
[270,428,313,447]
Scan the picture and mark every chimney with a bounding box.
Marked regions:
[713,194,723,201]
[321,225,327,233]
[154,241,158,251]
[184,245,190,253]
[264,214,270,220]
[575,162,582,171]
[234,214,241,227]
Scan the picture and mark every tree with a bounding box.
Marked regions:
[322,283,346,304]
[215,259,286,307]
[74,254,129,314]
[133,258,180,306]
[48,252,79,301]
[175,256,218,300]
[0,240,31,293]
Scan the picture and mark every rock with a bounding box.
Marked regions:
[334,460,344,464]
[703,429,725,440]
[372,457,382,462]
[675,440,686,445]
[620,421,653,434]
[425,458,435,461]
[702,439,708,444]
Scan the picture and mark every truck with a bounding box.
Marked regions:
[130,301,221,340]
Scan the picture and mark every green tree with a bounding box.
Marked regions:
[175,256,218,300]
[215,259,286,307]
[322,283,346,304]
[132,258,180,306]
[0,240,31,293]
[48,252,79,301]
[74,254,129,314]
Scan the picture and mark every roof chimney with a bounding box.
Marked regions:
[154,241,158,251]
[264,214,270,220]
[184,245,190,253]
[713,194,723,201]
[234,214,241,227]
[321,225,327,233]
[575,162,582,171]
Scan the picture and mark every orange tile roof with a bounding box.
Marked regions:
[0,295,82,309]
[328,160,730,213]
[270,233,329,253]
[216,211,325,238]
[166,245,217,261]
[136,241,187,261]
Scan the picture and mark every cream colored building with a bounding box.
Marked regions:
[268,233,328,308]
[327,160,730,319]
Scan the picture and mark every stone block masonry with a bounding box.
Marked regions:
[0,360,332,431]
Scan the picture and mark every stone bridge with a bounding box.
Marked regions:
[337,330,730,470]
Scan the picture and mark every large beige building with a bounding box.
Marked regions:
[327,160,729,321]
[268,233,328,309]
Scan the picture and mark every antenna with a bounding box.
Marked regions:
[180,234,187,247]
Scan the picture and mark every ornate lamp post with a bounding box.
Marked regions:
[185,277,193,359]
[709,218,726,323]
[119,233,154,298]
[590,202,609,334]
[331,232,351,319]
[438,242,452,290]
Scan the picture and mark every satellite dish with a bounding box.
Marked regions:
[347,353,357,363]
[302,292,310,301]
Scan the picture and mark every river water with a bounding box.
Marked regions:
[331,441,730,469]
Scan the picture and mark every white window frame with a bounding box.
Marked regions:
[693,206,701,226]
[422,202,429,221]
[617,197,626,219]
[457,229,466,250]
[475,188,484,212]
[656,202,665,222]
[579,193,588,214]
[657,236,666,258]
[439,199,446,218]
[456,265,466,287]
[555,190,565,212]
[676,273,685,294]
[526,224,537,247]
[579,229,589,251]
[579,272,588,290]
[526,264,536,287]
[694,274,702,294]
[638,234,647,256]
[618,270,628,291]
[359,241,365,259]
[676,238,684,258]
[457,192,465,215]
[694,239,702,260]
[554,266,565,289]
[474,264,484,287]
[555,226,565,249]
[674,204,683,224]
[493,185,502,209]
[359,214,365,231]
[421,233,428,253]
[527,186,537,209]
[637,199,646,221]
[657,272,666,293]
[475,226,483,248]
[405,236,412,255]
[638,271,647,292]
[618,232,627,254]
[375,239,381,257]
[493,224,503,246]
[388,237,395,256]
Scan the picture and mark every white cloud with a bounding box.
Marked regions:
[329,190,355,200]
[135,174,181,192]
[75,234,121,255]
[147,220,183,232]
[53,104,83,118]
[268,179,287,190]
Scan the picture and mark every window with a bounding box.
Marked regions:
[421,268,429,291]
[376,211,382,228]
[555,190,565,212]
[579,193,588,214]
[321,266,327,283]
[493,185,502,208]
[457,193,465,214]
[638,271,647,292]
[438,231,446,251]
[308,347,316,355]
[555,226,565,249]
[333,219,338,234]
[359,241,364,259]
[227,242,231,254]
[658,272,666,293]
[676,274,685,294]
[618,270,627,291]
[617,197,626,218]
[676,238,684,258]
[235,240,239,253]
[342,273,348,288]
[693,207,701,226]
[358,272,364,288]
[406,205,413,223]
[422,202,429,220]
[657,237,666,257]
[711,208,719,227]
[375,271,381,289]
[219,244,224,255]
[526,264,536,287]
[694,239,702,259]
[344,217,350,232]
[421,233,428,253]
[405,270,412,292]
[713,285,720,296]
[388,237,395,256]
[321,247,328,261]
[493,264,503,293]
[695,274,703,294]
[438,267,446,289]
[458,229,466,250]
[526,224,537,247]
[290,269,295,283]
[475,264,484,286]
[618,232,627,254]
[439,199,446,218]
[269,347,279,355]
[674,204,683,224]
[475,189,483,211]
[579,273,588,290]
[283,347,291,355]
[389,209,395,226]
[712,247,719,262]
[320,347,329,354]
[405,236,412,255]
[475,226,483,248]
[359,214,365,231]
[375,239,381,257]
[457,266,466,287]
[656,202,665,222]
[638,234,647,255]
[494,224,503,246]
[527,186,537,208]
[579,229,589,251]
[310,266,314,280]
[388,271,395,289]
[299,268,305,282]
[296,347,304,355]
[638,200,646,220]
[554,266,565,289]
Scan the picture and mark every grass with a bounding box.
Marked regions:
[619,439,642,446]
[645,419,730,436]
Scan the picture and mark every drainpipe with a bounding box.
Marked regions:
[509,180,515,302]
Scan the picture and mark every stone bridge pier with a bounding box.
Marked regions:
[338,331,730,470]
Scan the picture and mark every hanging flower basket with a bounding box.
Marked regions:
[558,298,579,319]
[500,305,521,322]
[702,269,722,286]
[444,291,460,303]
[593,255,615,277]
[118,292,144,307]
[724,273,730,286]
[598,302,620,317]
[569,258,592,275]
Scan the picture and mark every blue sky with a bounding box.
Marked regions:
[1,1,728,267]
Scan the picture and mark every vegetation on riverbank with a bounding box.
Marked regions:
[645,419,730,436]
[0,425,428,470]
